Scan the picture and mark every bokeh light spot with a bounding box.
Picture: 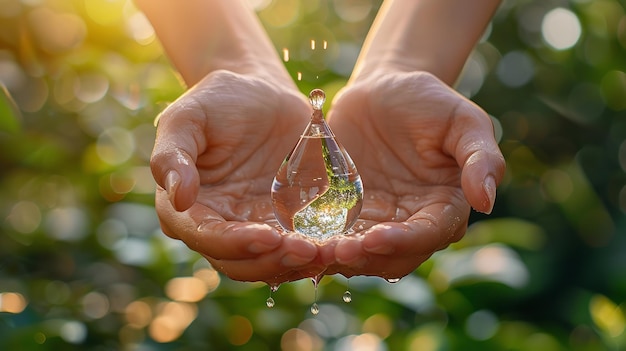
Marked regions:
[193,268,221,292]
[125,300,153,328]
[541,169,574,203]
[333,0,373,23]
[125,12,155,45]
[259,0,300,28]
[44,207,88,241]
[149,302,197,343]
[59,321,88,344]
[281,328,315,351]
[74,73,109,104]
[227,315,253,346]
[457,52,487,97]
[0,292,28,313]
[362,314,393,340]
[28,8,87,53]
[165,277,209,303]
[542,8,582,50]
[6,201,41,233]
[590,294,626,337]
[601,70,626,110]
[496,51,534,88]
[96,127,135,165]
[81,292,110,319]
[465,310,499,340]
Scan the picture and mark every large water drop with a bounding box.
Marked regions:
[271,89,363,241]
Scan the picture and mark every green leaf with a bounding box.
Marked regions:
[0,83,22,134]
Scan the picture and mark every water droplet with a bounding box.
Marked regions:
[342,290,352,303]
[310,303,320,315]
[266,297,275,308]
[386,278,401,284]
[309,89,325,111]
[271,89,363,241]
[311,275,322,288]
[270,284,280,293]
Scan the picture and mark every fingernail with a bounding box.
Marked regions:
[337,254,367,268]
[363,242,394,255]
[248,234,282,254]
[482,175,496,214]
[165,170,180,204]
[281,253,314,267]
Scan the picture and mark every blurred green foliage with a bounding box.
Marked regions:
[0,0,625,350]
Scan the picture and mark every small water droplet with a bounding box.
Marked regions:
[310,303,319,315]
[311,275,322,288]
[270,284,280,293]
[266,297,275,308]
[386,278,401,284]
[309,89,325,111]
[342,290,352,303]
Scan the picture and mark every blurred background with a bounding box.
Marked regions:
[0,0,625,350]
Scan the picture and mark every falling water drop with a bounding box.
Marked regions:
[271,89,363,241]
[386,278,401,284]
[342,290,352,303]
[342,277,352,303]
[310,303,320,315]
[266,297,275,308]
[266,283,280,308]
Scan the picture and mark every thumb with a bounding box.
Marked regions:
[150,102,205,212]
[448,101,506,214]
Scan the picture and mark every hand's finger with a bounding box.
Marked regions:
[151,97,207,211]
[334,201,468,278]
[155,189,283,260]
[203,235,323,283]
[446,100,506,214]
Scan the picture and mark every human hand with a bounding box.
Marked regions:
[321,71,506,279]
[150,70,326,284]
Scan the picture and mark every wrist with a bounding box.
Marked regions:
[349,59,450,86]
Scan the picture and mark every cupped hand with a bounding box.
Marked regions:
[322,71,506,279]
[150,70,326,284]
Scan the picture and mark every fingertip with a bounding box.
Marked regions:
[461,150,505,214]
[335,237,367,267]
[280,235,318,267]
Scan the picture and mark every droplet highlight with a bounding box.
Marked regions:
[386,278,401,284]
[271,89,363,241]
